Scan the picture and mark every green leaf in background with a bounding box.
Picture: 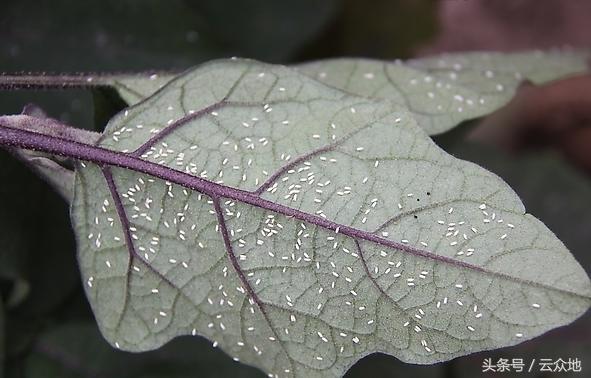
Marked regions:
[408,50,589,86]
[97,50,589,136]
[59,59,590,377]
[298,50,589,135]
[102,73,179,108]
[25,322,263,378]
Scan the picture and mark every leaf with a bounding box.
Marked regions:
[100,50,589,136]
[0,59,589,377]
[105,74,177,107]
[408,50,589,86]
[433,143,591,378]
[298,50,590,135]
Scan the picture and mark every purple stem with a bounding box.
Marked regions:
[0,72,173,91]
[0,123,586,299]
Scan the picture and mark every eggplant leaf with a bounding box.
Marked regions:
[298,50,589,135]
[105,73,177,107]
[0,59,589,378]
[101,50,589,136]
[64,60,591,377]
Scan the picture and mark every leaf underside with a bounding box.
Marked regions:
[72,59,591,378]
[105,50,590,135]
[108,73,178,107]
[298,50,589,135]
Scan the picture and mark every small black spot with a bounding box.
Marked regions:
[413,215,418,219]
[426,192,431,196]
[416,198,420,202]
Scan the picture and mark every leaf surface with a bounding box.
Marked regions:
[69,59,590,377]
[103,51,589,136]
[106,74,176,107]
[298,50,589,135]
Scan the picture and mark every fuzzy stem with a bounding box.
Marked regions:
[0,115,100,145]
[0,72,172,91]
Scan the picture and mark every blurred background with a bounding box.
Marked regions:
[0,0,590,377]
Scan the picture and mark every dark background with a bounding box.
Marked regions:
[0,1,590,377]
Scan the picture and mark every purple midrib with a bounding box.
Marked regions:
[102,166,179,289]
[213,197,293,370]
[129,101,227,155]
[0,125,588,300]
